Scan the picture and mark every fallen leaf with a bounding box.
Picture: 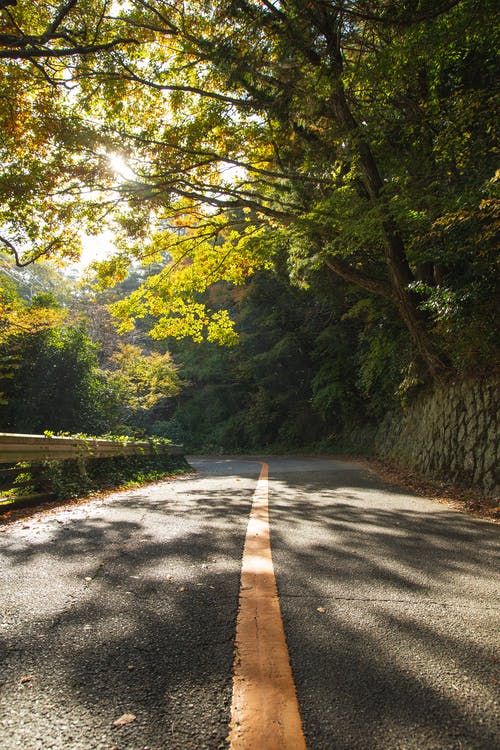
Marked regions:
[178,586,185,592]
[113,713,136,727]
[127,665,135,671]
[316,607,326,613]
[20,675,33,683]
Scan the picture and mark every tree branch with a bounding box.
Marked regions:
[40,0,79,44]
[112,58,258,108]
[325,256,392,299]
[0,235,63,267]
[0,37,139,59]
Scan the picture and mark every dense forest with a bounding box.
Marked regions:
[0,254,397,451]
[0,1,498,454]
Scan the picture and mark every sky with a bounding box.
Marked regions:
[78,231,117,271]
[71,154,133,273]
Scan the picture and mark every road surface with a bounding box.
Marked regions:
[0,456,498,749]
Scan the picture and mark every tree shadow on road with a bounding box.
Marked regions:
[268,465,499,750]
[0,472,257,750]
[0,457,498,750]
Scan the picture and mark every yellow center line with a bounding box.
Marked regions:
[228,461,307,750]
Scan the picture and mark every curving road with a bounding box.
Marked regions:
[0,456,498,749]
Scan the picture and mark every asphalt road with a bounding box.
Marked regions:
[0,456,498,750]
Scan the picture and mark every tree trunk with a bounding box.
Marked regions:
[329,85,450,378]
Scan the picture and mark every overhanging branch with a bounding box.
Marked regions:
[0,37,139,59]
[0,234,64,267]
[325,256,392,299]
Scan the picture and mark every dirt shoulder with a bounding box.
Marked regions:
[361,456,499,523]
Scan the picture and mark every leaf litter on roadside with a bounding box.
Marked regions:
[113,713,136,727]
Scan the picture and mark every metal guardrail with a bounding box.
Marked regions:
[0,432,184,464]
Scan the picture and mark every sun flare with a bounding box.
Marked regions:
[109,153,135,181]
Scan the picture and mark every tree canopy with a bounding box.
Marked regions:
[1,0,498,382]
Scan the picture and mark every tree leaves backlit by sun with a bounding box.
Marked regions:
[0,0,498,374]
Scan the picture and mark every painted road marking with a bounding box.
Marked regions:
[228,461,307,750]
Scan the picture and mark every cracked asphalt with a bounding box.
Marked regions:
[0,456,498,749]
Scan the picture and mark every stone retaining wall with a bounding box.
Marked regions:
[375,379,499,496]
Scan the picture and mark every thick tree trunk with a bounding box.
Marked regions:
[380,218,450,377]
[330,86,450,378]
